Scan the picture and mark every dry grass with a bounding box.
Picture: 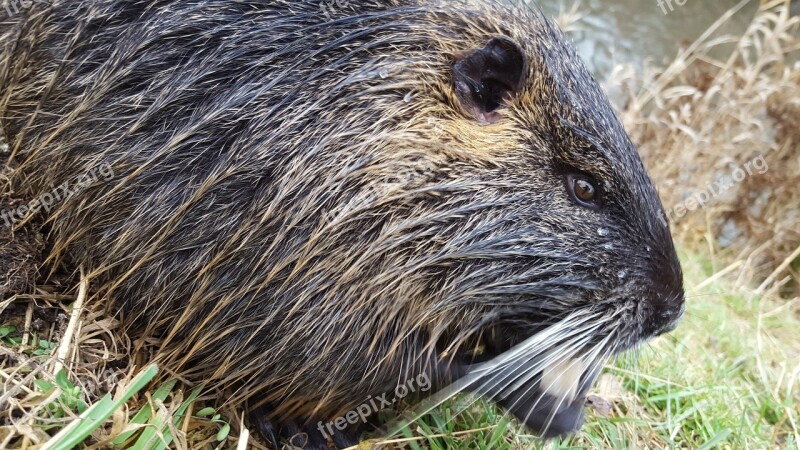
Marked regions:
[1,1,799,449]
[0,284,236,449]
[613,0,800,296]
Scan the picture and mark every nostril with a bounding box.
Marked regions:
[655,294,685,335]
[661,306,684,334]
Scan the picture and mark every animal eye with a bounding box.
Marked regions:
[565,174,601,209]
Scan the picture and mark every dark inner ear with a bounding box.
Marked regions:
[453,36,528,124]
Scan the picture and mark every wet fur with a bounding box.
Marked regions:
[0,0,684,444]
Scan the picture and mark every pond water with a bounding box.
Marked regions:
[536,0,763,78]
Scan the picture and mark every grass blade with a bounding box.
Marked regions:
[40,364,158,450]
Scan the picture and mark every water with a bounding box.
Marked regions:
[536,0,762,78]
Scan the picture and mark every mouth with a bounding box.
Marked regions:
[477,357,602,438]
[454,312,620,438]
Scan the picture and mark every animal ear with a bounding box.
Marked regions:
[453,36,528,124]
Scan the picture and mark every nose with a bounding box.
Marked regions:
[645,258,685,337]
[655,294,685,335]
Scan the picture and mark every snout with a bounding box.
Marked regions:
[643,252,686,338]
[657,296,685,335]
[639,289,685,339]
[644,265,685,335]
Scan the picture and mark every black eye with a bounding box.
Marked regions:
[565,174,601,209]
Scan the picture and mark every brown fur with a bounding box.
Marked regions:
[1,0,684,445]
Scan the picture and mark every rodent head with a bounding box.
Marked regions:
[441,32,686,343]
[351,8,685,437]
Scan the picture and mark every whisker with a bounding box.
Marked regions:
[384,310,602,435]
[468,312,620,431]
[444,328,596,435]
[450,320,599,417]
[474,315,606,394]
[522,331,616,436]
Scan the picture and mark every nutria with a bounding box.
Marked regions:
[0,0,685,447]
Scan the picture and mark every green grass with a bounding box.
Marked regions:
[2,250,797,449]
[388,249,800,449]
